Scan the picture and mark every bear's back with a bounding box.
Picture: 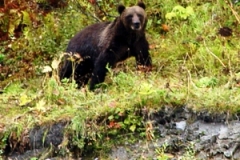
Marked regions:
[66,22,111,59]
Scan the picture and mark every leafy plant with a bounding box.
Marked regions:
[195,77,218,88]
[181,142,196,160]
[156,143,173,160]
[165,5,194,20]
[0,54,5,63]
[70,116,86,150]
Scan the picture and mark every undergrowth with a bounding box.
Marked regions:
[0,0,240,159]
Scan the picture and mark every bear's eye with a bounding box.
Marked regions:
[126,15,133,19]
[137,14,143,19]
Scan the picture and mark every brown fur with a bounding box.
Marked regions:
[121,5,147,31]
[59,2,152,90]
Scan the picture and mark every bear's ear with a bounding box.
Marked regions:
[137,1,146,10]
[118,4,125,14]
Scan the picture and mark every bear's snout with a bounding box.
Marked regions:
[133,22,140,29]
[131,21,141,30]
[131,14,142,30]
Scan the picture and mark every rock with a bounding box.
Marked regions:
[233,146,240,159]
[218,126,229,139]
[110,146,128,160]
[224,142,240,158]
[196,151,208,159]
[175,121,186,131]
[29,122,65,149]
[6,107,240,159]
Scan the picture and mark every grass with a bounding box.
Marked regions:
[0,0,240,158]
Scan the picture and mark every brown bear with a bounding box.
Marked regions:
[59,1,152,90]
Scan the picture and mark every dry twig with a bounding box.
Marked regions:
[227,0,240,24]
[203,40,226,67]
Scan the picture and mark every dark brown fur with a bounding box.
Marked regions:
[59,2,152,90]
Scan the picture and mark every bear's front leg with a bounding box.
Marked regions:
[89,52,115,90]
[133,37,152,69]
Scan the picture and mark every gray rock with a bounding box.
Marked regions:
[175,121,187,131]
[218,126,229,139]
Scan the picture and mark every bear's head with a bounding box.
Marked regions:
[118,2,147,31]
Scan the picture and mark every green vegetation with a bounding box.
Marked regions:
[0,0,240,159]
